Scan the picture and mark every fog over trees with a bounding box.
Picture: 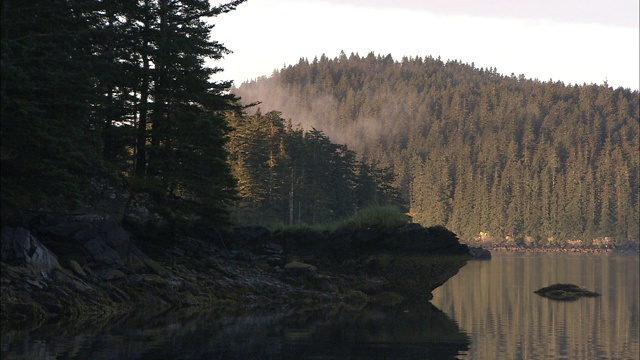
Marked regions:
[2,0,637,246]
[234,51,639,245]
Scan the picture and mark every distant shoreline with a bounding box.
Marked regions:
[465,243,639,254]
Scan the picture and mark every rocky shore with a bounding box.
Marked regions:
[1,217,470,331]
[469,242,639,254]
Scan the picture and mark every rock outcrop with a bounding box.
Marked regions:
[468,246,492,260]
[1,219,470,330]
[534,283,600,301]
[251,223,471,301]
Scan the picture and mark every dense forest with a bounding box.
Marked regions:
[3,1,638,246]
[1,0,248,225]
[234,51,640,246]
[1,1,400,230]
[226,109,403,225]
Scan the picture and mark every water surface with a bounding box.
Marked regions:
[432,252,640,360]
[1,300,468,359]
[2,252,637,359]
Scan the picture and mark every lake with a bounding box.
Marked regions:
[1,252,638,359]
[432,252,640,360]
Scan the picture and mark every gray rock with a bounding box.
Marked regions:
[123,193,163,229]
[51,269,91,292]
[84,177,130,220]
[1,227,61,276]
[284,261,318,278]
[83,238,122,265]
[263,242,283,254]
[284,261,317,271]
[142,257,169,277]
[101,269,126,280]
[362,277,389,293]
[104,221,131,257]
[370,291,404,307]
[68,260,86,277]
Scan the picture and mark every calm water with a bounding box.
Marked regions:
[432,252,640,360]
[2,252,638,359]
[1,304,469,359]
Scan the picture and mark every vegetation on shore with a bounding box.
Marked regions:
[1,0,404,237]
[2,1,637,253]
[270,205,411,233]
[341,205,411,230]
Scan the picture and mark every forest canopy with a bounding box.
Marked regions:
[1,1,402,231]
[234,52,640,246]
[3,0,637,246]
[1,0,245,224]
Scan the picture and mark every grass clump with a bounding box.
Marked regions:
[341,206,411,230]
[268,206,411,233]
[269,221,334,233]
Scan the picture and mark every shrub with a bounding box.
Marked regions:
[268,206,410,233]
[342,206,411,230]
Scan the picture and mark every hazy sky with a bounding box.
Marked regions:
[210,0,639,90]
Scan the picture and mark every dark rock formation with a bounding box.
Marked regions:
[226,223,470,301]
[534,283,600,301]
[1,220,470,329]
[1,227,61,276]
[468,246,492,260]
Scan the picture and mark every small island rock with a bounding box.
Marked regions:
[534,283,600,301]
[468,246,491,260]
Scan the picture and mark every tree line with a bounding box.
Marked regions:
[235,51,640,245]
[2,0,248,225]
[226,110,404,226]
[1,1,402,230]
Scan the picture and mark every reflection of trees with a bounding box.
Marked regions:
[432,253,640,359]
[281,304,469,359]
[1,305,469,359]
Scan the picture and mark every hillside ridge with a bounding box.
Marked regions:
[234,52,639,246]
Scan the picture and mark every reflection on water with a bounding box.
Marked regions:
[432,252,640,360]
[6,253,634,360]
[1,302,469,359]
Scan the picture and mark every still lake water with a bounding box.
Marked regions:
[432,252,640,360]
[2,252,638,359]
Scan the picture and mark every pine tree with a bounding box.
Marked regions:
[1,0,247,227]
[114,0,245,224]
[1,0,103,207]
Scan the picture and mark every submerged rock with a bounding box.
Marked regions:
[534,283,600,301]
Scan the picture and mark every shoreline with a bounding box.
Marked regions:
[1,222,471,331]
[465,243,639,254]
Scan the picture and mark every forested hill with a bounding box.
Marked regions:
[234,52,639,246]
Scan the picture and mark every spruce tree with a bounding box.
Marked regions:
[1,0,103,208]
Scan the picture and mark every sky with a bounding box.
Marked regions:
[210,0,639,90]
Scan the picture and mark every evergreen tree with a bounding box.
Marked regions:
[2,0,247,227]
[106,0,246,224]
[1,0,103,207]
[227,110,402,226]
